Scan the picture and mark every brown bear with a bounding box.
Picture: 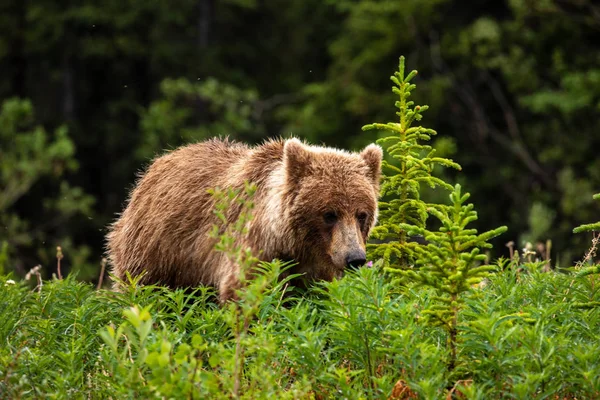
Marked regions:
[106,138,382,302]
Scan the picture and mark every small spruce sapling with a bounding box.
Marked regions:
[362,56,461,270]
[399,184,507,370]
[208,182,291,398]
[208,183,258,398]
[208,182,259,275]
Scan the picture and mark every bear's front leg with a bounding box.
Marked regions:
[218,264,242,303]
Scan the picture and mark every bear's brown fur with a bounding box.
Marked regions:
[106,138,382,302]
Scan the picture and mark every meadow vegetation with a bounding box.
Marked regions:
[1,58,599,399]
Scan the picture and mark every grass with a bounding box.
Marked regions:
[1,259,599,399]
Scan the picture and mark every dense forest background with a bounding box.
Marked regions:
[1,0,599,281]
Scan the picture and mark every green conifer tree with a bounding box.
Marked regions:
[362,56,461,270]
[399,184,507,370]
[363,57,507,372]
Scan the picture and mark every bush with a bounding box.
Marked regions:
[1,266,599,398]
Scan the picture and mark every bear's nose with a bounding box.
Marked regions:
[346,251,367,270]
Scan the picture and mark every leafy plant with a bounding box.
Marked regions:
[138,78,263,161]
[0,98,94,276]
[399,184,507,370]
[209,182,307,397]
[362,56,461,270]
[2,256,600,398]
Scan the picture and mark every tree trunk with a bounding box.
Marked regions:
[10,0,27,97]
[197,0,214,48]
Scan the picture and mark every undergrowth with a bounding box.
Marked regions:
[1,265,599,398]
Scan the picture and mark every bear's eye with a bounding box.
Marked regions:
[323,211,338,225]
[357,212,368,223]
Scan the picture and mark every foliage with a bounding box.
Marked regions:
[208,182,259,273]
[207,182,301,397]
[1,264,599,398]
[363,56,461,269]
[399,184,507,370]
[138,78,263,161]
[0,98,94,277]
[364,56,507,375]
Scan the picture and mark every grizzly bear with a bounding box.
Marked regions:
[106,138,382,302]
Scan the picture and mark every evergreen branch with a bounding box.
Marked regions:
[576,264,600,277]
[573,222,600,234]
[573,301,600,309]
[427,158,462,170]
[404,126,436,136]
[362,123,403,134]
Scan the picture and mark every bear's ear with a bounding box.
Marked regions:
[360,144,383,189]
[283,138,312,186]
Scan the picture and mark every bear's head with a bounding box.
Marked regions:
[281,138,382,281]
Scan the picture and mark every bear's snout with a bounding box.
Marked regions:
[345,250,367,270]
[330,218,368,271]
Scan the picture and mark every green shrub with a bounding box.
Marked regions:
[0,98,94,278]
[2,264,600,398]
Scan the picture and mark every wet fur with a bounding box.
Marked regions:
[106,138,382,302]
